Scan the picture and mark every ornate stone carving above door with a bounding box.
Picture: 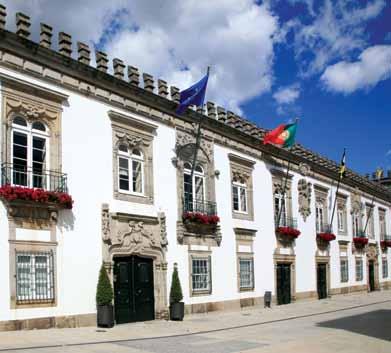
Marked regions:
[298,179,312,221]
[101,205,168,319]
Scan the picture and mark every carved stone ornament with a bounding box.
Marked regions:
[366,243,378,259]
[175,129,213,159]
[298,179,312,221]
[101,204,110,242]
[273,180,290,194]
[115,132,145,149]
[351,189,363,215]
[232,169,250,184]
[6,98,57,121]
[298,163,311,176]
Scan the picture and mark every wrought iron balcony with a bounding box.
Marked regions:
[316,223,333,234]
[183,197,217,216]
[1,163,67,193]
[275,216,298,229]
[382,235,391,241]
[353,230,367,238]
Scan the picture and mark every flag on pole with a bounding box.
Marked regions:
[375,168,383,180]
[338,149,346,179]
[176,70,209,115]
[263,121,297,148]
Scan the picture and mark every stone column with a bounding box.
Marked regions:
[143,73,155,92]
[96,51,108,72]
[128,66,140,86]
[40,23,53,48]
[170,86,180,103]
[154,262,169,319]
[0,5,6,30]
[77,42,90,65]
[158,79,168,98]
[113,59,125,80]
[59,32,72,57]
[207,102,216,119]
[16,12,30,38]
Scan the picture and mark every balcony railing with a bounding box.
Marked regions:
[275,216,298,229]
[183,197,217,216]
[353,230,367,238]
[382,235,391,241]
[317,223,333,234]
[1,163,67,193]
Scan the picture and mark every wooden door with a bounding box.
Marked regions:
[369,261,375,292]
[114,256,155,324]
[277,263,291,305]
[317,263,327,299]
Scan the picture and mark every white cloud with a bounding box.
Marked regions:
[2,0,279,114]
[273,83,300,104]
[386,150,391,157]
[283,0,386,76]
[321,45,391,93]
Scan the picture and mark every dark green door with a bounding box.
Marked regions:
[369,261,375,292]
[114,256,155,324]
[317,263,327,299]
[277,263,291,305]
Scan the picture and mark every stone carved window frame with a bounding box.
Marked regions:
[1,75,66,180]
[1,75,67,310]
[378,208,386,240]
[336,193,348,236]
[314,185,329,232]
[188,250,212,297]
[365,203,375,239]
[175,128,216,218]
[350,189,364,236]
[235,228,256,292]
[271,169,293,223]
[229,154,255,221]
[109,111,157,204]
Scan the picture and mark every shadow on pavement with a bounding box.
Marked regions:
[317,309,391,341]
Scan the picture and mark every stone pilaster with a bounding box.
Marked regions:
[58,32,72,57]
[143,73,155,92]
[0,4,6,30]
[96,51,108,72]
[113,59,125,80]
[40,23,53,48]
[16,12,30,38]
[158,79,168,98]
[127,66,140,86]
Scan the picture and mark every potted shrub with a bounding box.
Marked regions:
[169,263,184,321]
[96,264,114,328]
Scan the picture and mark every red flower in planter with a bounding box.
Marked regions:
[353,237,368,246]
[276,226,301,238]
[0,185,73,209]
[317,233,336,242]
[380,240,391,248]
[183,212,220,225]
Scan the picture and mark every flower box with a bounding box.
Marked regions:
[380,240,391,248]
[183,212,220,225]
[353,237,368,246]
[276,226,301,239]
[317,233,336,242]
[0,185,73,209]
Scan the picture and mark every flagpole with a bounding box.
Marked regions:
[190,66,210,191]
[276,158,291,228]
[329,148,345,231]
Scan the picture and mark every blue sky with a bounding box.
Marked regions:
[3,0,391,176]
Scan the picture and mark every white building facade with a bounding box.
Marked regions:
[0,7,390,331]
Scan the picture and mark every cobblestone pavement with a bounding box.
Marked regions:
[0,291,390,352]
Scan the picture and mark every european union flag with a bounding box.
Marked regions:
[176,70,209,115]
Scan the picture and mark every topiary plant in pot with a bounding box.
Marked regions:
[169,263,184,321]
[96,264,114,328]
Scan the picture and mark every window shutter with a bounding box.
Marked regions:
[208,255,212,294]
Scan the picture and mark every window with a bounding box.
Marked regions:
[366,207,374,239]
[191,257,211,293]
[379,211,386,240]
[11,117,49,189]
[239,258,254,290]
[118,146,144,194]
[274,191,287,226]
[16,251,54,303]
[340,259,349,283]
[183,162,205,212]
[382,259,388,279]
[337,208,345,233]
[316,202,325,233]
[355,258,363,281]
[232,181,247,213]
[352,213,360,237]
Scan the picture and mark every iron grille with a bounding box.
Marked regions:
[15,250,55,304]
[183,198,217,216]
[354,230,367,238]
[1,163,67,192]
[276,216,298,229]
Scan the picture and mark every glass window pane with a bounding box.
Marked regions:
[192,259,209,291]
[240,187,247,212]
[233,185,239,211]
[132,160,142,193]
[119,157,129,191]
[13,116,27,126]
[195,176,204,201]
[32,121,46,131]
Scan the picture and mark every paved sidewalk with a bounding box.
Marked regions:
[0,290,390,351]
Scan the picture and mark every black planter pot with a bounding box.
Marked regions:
[97,304,114,328]
[169,302,185,321]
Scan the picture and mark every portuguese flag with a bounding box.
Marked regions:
[263,122,297,148]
